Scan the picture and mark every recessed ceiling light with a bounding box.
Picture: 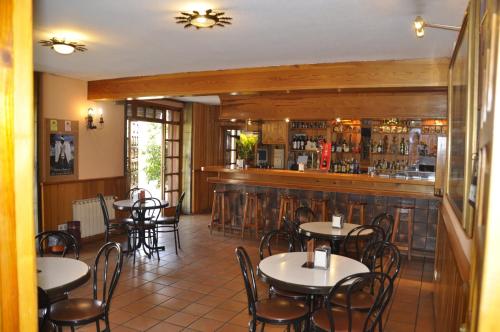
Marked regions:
[39,37,86,55]
[126,97,133,101]
[230,118,237,122]
[230,92,239,96]
[175,9,232,29]
[285,118,290,123]
[136,96,165,100]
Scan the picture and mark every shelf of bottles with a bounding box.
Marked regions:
[369,119,447,172]
[289,121,327,152]
[328,120,362,173]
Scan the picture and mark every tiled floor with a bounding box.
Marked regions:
[65,214,435,332]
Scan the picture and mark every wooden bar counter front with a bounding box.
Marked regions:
[205,166,440,253]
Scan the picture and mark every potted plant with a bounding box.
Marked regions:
[236,132,258,168]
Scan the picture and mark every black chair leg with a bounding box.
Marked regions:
[176,227,181,249]
[173,229,178,255]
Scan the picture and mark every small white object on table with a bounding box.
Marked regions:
[37,257,90,296]
[258,252,369,295]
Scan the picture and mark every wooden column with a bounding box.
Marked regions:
[0,0,37,330]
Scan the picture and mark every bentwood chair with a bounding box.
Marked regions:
[235,247,308,332]
[342,225,385,261]
[126,187,152,200]
[294,206,316,224]
[370,213,395,242]
[312,272,393,332]
[35,230,80,259]
[282,217,305,252]
[128,197,162,263]
[155,192,185,255]
[331,241,400,324]
[49,242,123,332]
[38,287,52,331]
[259,230,308,302]
[98,193,128,243]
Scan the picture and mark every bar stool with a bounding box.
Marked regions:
[391,205,415,261]
[277,194,298,231]
[310,198,329,221]
[346,200,367,225]
[210,189,238,236]
[241,192,265,239]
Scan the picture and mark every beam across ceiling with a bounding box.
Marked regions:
[220,90,448,120]
[87,58,449,100]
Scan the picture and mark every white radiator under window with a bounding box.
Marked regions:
[72,196,115,238]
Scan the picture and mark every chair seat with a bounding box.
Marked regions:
[270,286,308,301]
[156,216,177,225]
[331,290,375,310]
[255,298,308,322]
[49,298,104,325]
[127,222,155,231]
[312,307,369,332]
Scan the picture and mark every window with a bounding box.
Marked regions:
[224,129,240,166]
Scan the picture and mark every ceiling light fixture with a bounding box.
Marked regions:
[175,9,232,29]
[413,16,460,38]
[39,37,86,55]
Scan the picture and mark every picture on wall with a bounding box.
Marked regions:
[49,133,75,176]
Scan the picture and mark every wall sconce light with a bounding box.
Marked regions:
[87,108,103,130]
[413,16,460,38]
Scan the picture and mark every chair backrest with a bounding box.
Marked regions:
[92,242,123,313]
[282,217,305,252]
[294,206,316,224]
[126,187,152,199]
[131,197,162,226]
[370,213,395,242]
[325,272,393,332]
[235,247,258,319]
[35,230,80,259]
[174,192,186,222]
[361,241,401,282]
[342,225,385,261]
[98,193,111,228]
[258,229,295,260]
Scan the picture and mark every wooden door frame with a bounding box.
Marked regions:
[0,0,37,330]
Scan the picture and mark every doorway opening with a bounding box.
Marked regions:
[134,121,162,197]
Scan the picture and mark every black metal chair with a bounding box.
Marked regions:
[342,225,385,261]
[259,230,308,303]
[235,246,308,332]
[128,197,162,263]
[282,217,305,252]
[38,287,52,331]
[312,272,394,332]
[370,213,395,242]
[126,187,152,199]
[331,241,401,325]
[155,192,185,255]
[49,242,123,332]
[294,206,316,224]
[98,193,128,243]
[35,230,79,259]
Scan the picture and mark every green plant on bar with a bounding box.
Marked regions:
[236,132,258,161]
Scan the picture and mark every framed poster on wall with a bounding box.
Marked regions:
[43,119,79,182]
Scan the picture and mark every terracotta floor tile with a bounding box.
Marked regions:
[160,297,192,310]
[123,315,161,331]
[188,317,225,332]
[203,308,239,322]
[182,303,213,316]
[216,323,249,332]
[196,295,228,307]
[142,305,177,320]
[108,308,138,324]
[165,312,200,327]
[145,321,184,332]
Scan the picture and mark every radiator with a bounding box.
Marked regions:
[72,196,115,238]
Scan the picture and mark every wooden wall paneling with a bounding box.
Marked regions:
[191,103,222,213]
[220,90,448,120]
[0,0,37,330]
[41,176,127,231]
[88,58,449,100]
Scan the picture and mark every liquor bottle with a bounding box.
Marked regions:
[377,140,383,154]
[336,137,343,153]
[343,139,349,153]
[404,139,409,155]
[400,138,405,155]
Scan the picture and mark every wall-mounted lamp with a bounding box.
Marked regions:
[87,108,103,130]
[413,16,460,38]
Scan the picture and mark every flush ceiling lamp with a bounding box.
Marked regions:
[39,37,87,55]
[413,16,460,38]
[175,9,232,29]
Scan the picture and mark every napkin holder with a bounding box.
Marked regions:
[331,213,344,229]
[313,246,331,269]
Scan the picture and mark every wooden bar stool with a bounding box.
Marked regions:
[277,194,298,231]
[241,192,265,239]
[310,198,329,221]
[346,200,367,225]
[210,189,238,236]
[391,205,415,261]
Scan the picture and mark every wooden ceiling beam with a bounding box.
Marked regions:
[220,90,448,120]
[87,58,449,100]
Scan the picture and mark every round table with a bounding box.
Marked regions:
[113,199,169,211]
[299,222,371,253]
[257,252,369,295]
[113,198,169,255]
[37,257,90,297]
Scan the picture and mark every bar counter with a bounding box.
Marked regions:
[204,166,438,200]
